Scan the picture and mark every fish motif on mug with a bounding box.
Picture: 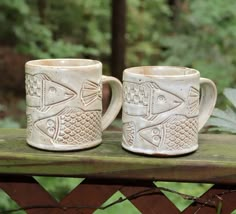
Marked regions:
[34,107,101,145]
[138,115,198,151]
[26,114,33,138]
[123,81,184,121]
[122,121,136,147]
[187,87,199,116]
[25,73,76,112]
[81,80,102,106]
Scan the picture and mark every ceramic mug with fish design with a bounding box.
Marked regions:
[122,66,217,156]
[25,59,122,151]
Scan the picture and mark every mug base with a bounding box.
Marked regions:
[122,143,198,156]
[27,139,102,151]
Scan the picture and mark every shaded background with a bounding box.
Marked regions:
[1,0,236,128]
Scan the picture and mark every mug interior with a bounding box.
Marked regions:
[26,59,101,67]
[124,66,198,77]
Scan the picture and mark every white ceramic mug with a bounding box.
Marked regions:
[25,59,122,151]
[122,66,217,156]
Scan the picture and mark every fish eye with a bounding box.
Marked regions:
[49,87,56,93]
[47,127,55,135]
[157,95,166,103]
[152,128,160,135]
[152,135,161,143]
[47,119,55,127]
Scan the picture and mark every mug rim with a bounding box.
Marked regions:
[25,58,102,68]
[123,66,200,78]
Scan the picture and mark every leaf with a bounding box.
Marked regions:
[224,88,236,107]
[207,117,236,130]
[225,106,236,122]
[207,88,236,134]
[0,118,20,128]
[217,201,223,214]
[211,108,236,123]
[208,126,236,134]
[231,209,236,214]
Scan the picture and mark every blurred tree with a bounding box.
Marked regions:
[0,0,236,102]
[126,0,171,66]
[167,0,180,21]
[0,0,87,58]
[160,0,236,96]
[37,0,46,22]
[111,0,126,81]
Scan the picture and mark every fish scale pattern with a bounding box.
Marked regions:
[164,117,198,151]
[123,82,149,105]
[56,110,101,145]
[122,122,135,146]
[26,114,33,137]
[25,74,41,97]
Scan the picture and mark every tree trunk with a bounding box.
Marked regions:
[168,0,181,26]
[111,0,126,81]
[37,0,47,23]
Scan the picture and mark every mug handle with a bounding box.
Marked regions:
[101,75,122,130]
[198,78,217,131]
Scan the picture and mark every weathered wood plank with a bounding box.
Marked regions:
[0,129,235,184]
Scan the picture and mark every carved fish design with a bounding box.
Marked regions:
[122,121,135,147]
[187,87,199,116]
[26,114,33,138]
[123,81,184,120]
[35,107,101,145]
[25,73,76,112]
[139,115,198,151]
[81,80,102,106]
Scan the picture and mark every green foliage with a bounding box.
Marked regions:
[94,191,141,214]
[0,190,25,213]
[34,176,83,201]
[0,117,20,128]
[45,0,110,57]
[0,104,21,128]
[207,88,236,133]
[126,0,171,66]
[1,0,236,95]
[125,0,236,100]
[217,201,223,214]
[160,0,236,94]
[0,0,86,58]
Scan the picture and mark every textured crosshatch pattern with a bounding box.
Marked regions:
[0,129,235,213]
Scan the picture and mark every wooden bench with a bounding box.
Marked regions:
[0,128,235,213]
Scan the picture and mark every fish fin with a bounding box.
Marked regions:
[150,82,160,89]
[163,114,187,124]
[37,106,51,112]
[123,122,135,147]
[57,107,83,116]
[149,114,159,121]
[143,82,159,89]
[38,73,50,80]
[143,113,158,121]
[81,80,102,106]
[187,87,199,116]
[83,80,100,89]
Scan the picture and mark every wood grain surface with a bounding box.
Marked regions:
[0,129,235,184]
